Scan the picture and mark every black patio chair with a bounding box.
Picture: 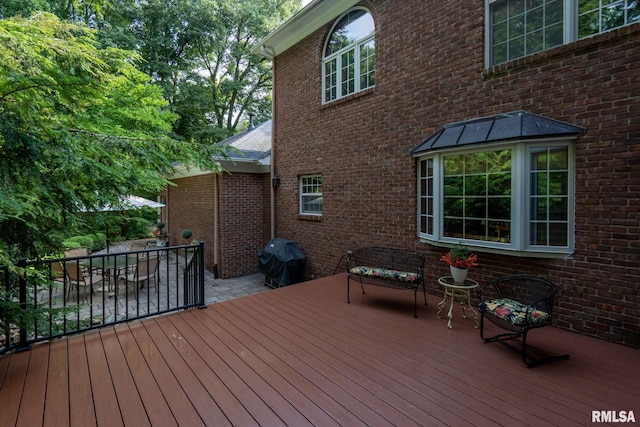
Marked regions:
[477,274,569,367]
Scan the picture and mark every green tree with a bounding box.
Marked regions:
[0,13,227,264]
[132,0,299,142]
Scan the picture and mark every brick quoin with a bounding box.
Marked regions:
[270,1,640,346]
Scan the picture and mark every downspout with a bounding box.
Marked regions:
[213,173,220,278]
[269,53,277,239]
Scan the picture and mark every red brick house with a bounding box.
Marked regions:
[254,0,640,347]
[161,119,272,278]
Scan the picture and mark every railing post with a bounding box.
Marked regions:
[198,241,206,309]
[16,259,31,352]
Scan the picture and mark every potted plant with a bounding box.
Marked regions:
[181,228,193,244]
[440,242,478,283]
[154,221,168,246]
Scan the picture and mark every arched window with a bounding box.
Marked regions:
[323,8,375,103]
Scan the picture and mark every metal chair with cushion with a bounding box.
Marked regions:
[478,274,569,367]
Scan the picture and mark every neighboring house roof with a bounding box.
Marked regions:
[252,0,359,58]
[169,119,271,179]
[411,111,586,156]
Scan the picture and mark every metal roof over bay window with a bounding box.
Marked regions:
[411,111,585,155]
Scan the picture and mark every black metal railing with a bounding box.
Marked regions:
[0,242,205,354]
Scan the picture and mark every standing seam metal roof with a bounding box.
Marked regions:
[411,111,585,155]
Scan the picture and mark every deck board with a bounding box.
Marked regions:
[15,343,49,426]
[1,273,638,426]
[84,331,123,427]
[99,327,150,427]
[42,340,69,427]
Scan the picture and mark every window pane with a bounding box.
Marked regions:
[444,176,463,196]
[341,50,355,95]
[529,146,569,246]
[465,198,487,219]
[442,150,512,242]
[418,159,434,235]
[578,0,639,38]
[465,220,486,240]
[465,175,487,196]
[488,221,511,242]
[444,197,464,217]
[527,29,544,54]
[579,9,600,37]
[549,197,568,220]
[490,0,565,65]
[325,9,375,56]
[549,172,568,194]
[546,22,564,47]
[548,222,568,245]
[443,218,463,238]
[324,60,337,102]
[360,39,375,90]
[548,146,568,168]
[488,197,511,220]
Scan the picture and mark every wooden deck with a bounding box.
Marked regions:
[1,273,638,426]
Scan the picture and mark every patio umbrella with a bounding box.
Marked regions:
[86,195,165,253]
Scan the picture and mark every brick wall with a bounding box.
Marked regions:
[218,173,271,278]
[271,1,640,346]
[167,172,270,279]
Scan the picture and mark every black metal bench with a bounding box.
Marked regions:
[346,246,427,317]
[478,274,570,367]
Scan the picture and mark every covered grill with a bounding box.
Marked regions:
[258,238,306,288]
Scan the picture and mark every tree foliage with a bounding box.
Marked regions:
[2,0,302,141]
[0,13,227,263]
[131,0,299,142]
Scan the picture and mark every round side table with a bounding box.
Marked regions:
[436,276,479,329]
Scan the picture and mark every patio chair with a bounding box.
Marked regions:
[122,255,160,292]
[477,274,569,367]
[64,261,105,303]
[130,242,147,251]
[64,247,89,258]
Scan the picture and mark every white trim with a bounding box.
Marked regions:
[252,0,360,58]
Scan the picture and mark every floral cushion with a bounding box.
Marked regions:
[349,266,418,283]
[480,298,550,326]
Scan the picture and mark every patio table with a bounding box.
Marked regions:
[81,255,137,295]
[437,276,479,329]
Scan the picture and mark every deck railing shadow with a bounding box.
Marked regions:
[0,242,205,354]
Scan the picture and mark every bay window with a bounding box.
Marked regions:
[417,142,574,255]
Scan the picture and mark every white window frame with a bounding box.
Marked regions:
[300,174,323,216]
[416,139,576,257]
[485,0,638,67]
[322,8,375,104]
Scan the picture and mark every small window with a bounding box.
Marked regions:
[323,8,375,103]
[300,175,323,215]
[486,0,639,66]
